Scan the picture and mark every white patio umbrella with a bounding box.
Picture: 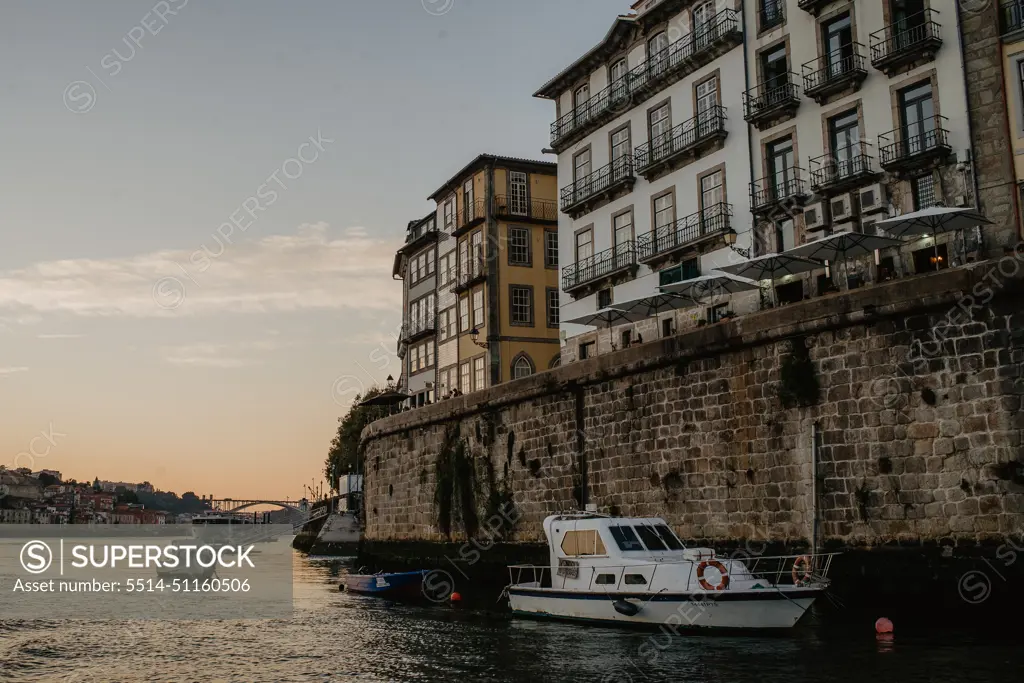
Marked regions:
[564,306,635,328]
[717,253,823,306]
[661,271,760,315]
[787,232,904,289]
[610,293,697,338]
[875,206,992,267]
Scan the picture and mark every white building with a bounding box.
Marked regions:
[536,0,974,361]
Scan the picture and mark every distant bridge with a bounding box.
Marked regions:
[208,498,308,513]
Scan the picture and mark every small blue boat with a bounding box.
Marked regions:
[343,570,429,599]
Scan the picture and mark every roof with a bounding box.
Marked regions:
[533,15,637,100]
[428,154,556,201]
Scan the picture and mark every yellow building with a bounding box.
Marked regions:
[429,155,560,396]
[1002,8,1024,235]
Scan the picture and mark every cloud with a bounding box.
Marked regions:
[0,222,402,319]
[0,367,29,376]
[159,340,291,369]
[37,333,85,339]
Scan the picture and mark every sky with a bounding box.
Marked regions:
[0,0,628,499]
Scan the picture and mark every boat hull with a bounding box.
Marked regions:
[507,587,821,629]
[345,570,428,599]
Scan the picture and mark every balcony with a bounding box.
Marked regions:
[1002,0,1024,34]
[797,0,833,16]
[452,199,487,237]
[869,11,942,76]
[548,10,741,151]
[878,116,953,175]
[560,156,636,217]
[809,142,881,194]
[450,256,487,294]
[400,219,439,255]
[493,195,558,223]
[562,242,638,293]
[759,0,785,30]
[749,168,810,215]
[637,203,732,264]
[402,315,437,344]
[634,106,727,178]
[743,78,801,130]
[802,45,868,104]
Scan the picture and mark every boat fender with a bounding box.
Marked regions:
[696,560,730,591]
[613,599,642,617]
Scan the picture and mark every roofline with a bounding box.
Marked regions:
[428,154,557,201]
[532,15,636,100]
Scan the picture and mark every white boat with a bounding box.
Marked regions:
[506,513,837,630]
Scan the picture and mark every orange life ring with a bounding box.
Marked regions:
[792,555,813,586]
[696,559,729,591]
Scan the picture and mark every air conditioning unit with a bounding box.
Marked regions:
[832,221,856,234]
[858,183,887,214]
[803,201,827,231]
[954,195,969,207]
[860,214,882,235]
[830,193,856,222]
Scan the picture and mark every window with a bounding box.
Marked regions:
[458,240,469,281]
[775,279,804,304]
[575,228,593,263]
[470,230,484,276]
[912,242,948,273]
[459,362,471,394]
[547,288,560,328]
[595,574,617,585]
[776,218,795,252]
[822,13,853,78]
[649,103,671,147]
[621,330,632,348]
[828,109,860,179]
[511,286,533,326]
[658,262,698,292]
[512,354,534,379]
[653,193,675,249]
[597,288,612,309]
[579,341,595,360]
[695,76,718,136]
[463,179,475,223]
[473,356,486,391]
[912,174,937,210]
[766,137,795,197]
[624,574,648,585]
[425,247,435,275]
[613,210,633,247]
[899,81,936,157]
[438,309,449,342]
[709,302,729,323]
[760,0,783,29]
[409,345,419,372]
[509,226,531,266]
[648,32,669,76]
[700,171,724,213]
[654,525,684,550]
[573,83,590,121]
[459,296,470,331]
[573,148,591,182]
[438,253,450,289]
[761,44,788,90]
[611,126,631,162]
[693,1,716,44]
[443,198,455,231]
[609,525,645,551]
[544,230,559,268]
[634,525,668,551]
[509,171,528,215]
[472,289,484,328]
[662,317,676,337]
[560,529,607,557]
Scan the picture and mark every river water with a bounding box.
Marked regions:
[1,553,1020,682]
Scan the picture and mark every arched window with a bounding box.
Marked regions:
[512,353,535,379]
[548,354,561,369]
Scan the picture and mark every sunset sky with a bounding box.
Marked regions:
[0,0,626,499]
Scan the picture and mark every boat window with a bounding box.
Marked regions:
[594,573,617,585]
[624,574,648,585]
[560,529,607,557]
[608,525,645,551]
[655,524,684,550]
[634,525,668,551]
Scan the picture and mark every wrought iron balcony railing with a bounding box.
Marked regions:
[560,156,635,215]
[403,314,437,342]
[450,255,487,293]
[878,115,952,172]
[809,141,879,192]
[802,44,868,102]
[634,105,727,176]
[454,199,487,235]
[562,241,637,292]
[493,195,558,222]
[869,10,942,74]
[548,10,741,149]
[1002,0,1024,33]
[743,78,800,128]
[637,203,732,262]
[750,168,809,214]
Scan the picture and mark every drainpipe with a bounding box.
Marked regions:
[811,420,819,556]
[740,0,757,258]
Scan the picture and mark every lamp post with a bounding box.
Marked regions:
[470,328,489,349]
[723,230,752,259]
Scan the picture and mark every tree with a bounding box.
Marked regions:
[37,472,59,488]
[325,387,389,492]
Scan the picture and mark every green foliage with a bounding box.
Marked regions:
[778,338,820,409]
[434,425,478,539]
[136,490,210,514]
[324,387,389,492]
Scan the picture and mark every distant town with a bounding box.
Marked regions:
[0,467,217,525]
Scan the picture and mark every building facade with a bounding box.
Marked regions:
[537,0,997,361]
[1001,1,1024,232]
[394,155,561,408]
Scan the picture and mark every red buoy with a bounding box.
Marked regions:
[450,592,462,602]
[875,617,893,634]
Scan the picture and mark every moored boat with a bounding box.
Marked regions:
[506,513,837,629]
[343,570,430,599]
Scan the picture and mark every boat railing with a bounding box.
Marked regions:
[508,552,840,591]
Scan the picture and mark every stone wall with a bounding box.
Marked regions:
[361,264,1024,550]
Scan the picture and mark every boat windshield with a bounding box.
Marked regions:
[608,525,645,551]
[634,524,667,551]
[654,524,684,550]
